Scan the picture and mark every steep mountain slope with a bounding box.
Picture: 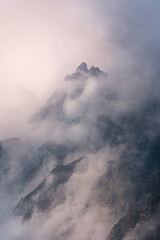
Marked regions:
[14,158,82,221]
[97,99,160,214]
[107,194,160,240]
[1,63,159,240]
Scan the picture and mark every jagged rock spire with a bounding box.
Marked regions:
[76,62,88,72]
[65,62,106,81]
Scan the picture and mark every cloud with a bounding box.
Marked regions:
[0,1,160,240]
[0,149,115,240]
[1,0,160,142]
[0,0,109,141]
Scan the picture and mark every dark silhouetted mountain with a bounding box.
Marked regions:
[76,62,88,72]
[65,62,107,81]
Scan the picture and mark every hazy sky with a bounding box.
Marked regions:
[0,0,108,140]
[0,0,160,140]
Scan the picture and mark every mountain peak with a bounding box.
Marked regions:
[65,62,106,81]
[88,66,101,76]
[76,62,88,72]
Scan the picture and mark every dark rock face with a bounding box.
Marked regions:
[97,99,160,215]
[107,194,160,240]
[88,66,102,76]
[76,62,88,72]
[14,158,82,221]
[93,98,160,239]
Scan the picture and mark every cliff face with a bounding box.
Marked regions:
[107,194,160,240]
[14,158,82,221]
